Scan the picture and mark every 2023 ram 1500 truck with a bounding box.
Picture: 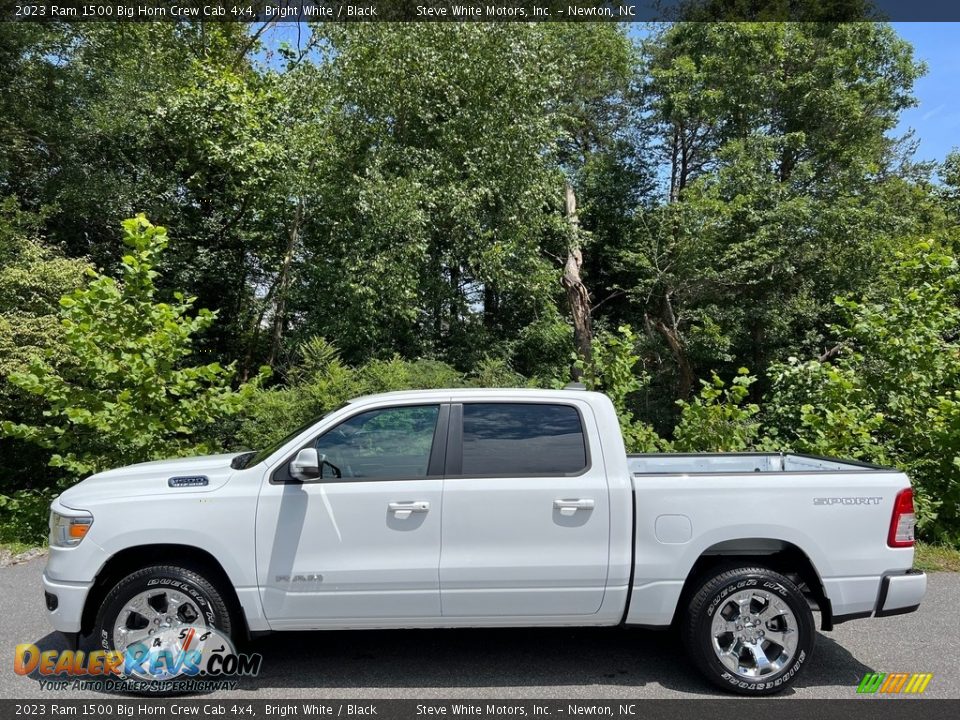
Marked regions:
[43,388,926,694]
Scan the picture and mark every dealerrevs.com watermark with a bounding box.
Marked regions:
[33,678,242,692]
[14,625,262,693]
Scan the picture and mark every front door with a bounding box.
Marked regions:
[256,403,447,627]
[439,401,610,617]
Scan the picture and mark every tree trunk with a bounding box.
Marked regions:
[240,274,279,381]
[268,198,303,368]
[561,182,593,380]
[646,288,694,399]
[483,284,499,330]
[651,319,694,399]
[659,133,696,398]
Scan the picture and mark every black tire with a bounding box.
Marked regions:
[681,565,815,695]
[95,564,233,691]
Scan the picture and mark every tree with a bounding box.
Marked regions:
[283,24,571,373]
[615,23,924,411]
[0,198,89,491]
[545,24,638,380]
[767,241,960,541]
[1,216,265,479]
[0,23,286,369]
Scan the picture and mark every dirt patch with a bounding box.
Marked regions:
[0,546,47,568]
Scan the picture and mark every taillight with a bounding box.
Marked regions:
[888,488,916,548]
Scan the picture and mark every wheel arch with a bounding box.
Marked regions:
[80,543,248,639]
[673,537,833,630]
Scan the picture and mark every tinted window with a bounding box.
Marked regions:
[460,403,587,476]
[314,405,439,479]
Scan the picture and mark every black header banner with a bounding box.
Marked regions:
[6,0,960,23]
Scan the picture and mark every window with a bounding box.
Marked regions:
[312,405,440,480]
[460,403,587,476]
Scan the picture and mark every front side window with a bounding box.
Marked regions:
[313,405,440,480]
[460,403,587,476]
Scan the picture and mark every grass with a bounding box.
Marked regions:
[0,540,40,555]
[914,541,960,572]
[0,540,46,567]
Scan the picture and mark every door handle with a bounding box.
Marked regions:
[553,498,595,516]
[388,501,430,519]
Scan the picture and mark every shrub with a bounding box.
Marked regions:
[1,215,267,480]
[673,369,771,452]
[575,326,667,453]
[766,241,960,541]
[0,489,53,545]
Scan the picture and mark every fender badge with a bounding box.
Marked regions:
[168,475,209,488]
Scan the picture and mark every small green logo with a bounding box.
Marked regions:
[857,672,933,694]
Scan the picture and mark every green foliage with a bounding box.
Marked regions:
[231,338,456,453]
[607,22,927,414]
[232,342,536,454]
[0,199,91,492]
[0,489,52,545]
[0,202,89,404]
[1,216,266,479]
[575,326,666,452]
[1,24,959,545]
[767,360,887,461]
[468,357,531,389]
[674,369,769,452]
[768,241,960,541]
[359,358,465,395]
[291,24,578,371]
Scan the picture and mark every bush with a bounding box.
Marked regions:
[673,369,771,452]
[228,339,485,452]
[766,359,887,461]
[574,326,667,453]
[0,489,53,545]
[766,241,960,542]
[1,215,267,480]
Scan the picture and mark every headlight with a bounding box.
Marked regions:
[49,510,93,547]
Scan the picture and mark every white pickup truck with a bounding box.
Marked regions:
[43,388,926,694]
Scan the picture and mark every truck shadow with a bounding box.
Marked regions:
[24,626,872,697]
[236,626,873,697]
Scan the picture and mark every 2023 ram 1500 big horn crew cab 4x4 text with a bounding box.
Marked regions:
[43,388,926,694]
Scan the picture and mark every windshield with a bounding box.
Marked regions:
[233,405,346,469]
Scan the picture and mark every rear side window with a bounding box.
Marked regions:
[460,403,587,476]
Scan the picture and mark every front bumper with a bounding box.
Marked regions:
[876,569,926,617]
[41,572,93,634]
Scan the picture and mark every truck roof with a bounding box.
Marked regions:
[347,387,598,404]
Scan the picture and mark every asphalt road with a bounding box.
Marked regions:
[2,558,957,700]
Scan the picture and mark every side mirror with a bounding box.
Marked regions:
[290,448,321,482]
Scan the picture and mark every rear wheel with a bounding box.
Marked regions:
[682,566,814,695]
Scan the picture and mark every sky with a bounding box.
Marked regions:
[260,22,958,165]
[892,23,960,164]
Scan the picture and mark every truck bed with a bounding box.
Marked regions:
[628,452,886,475]
[623,450,916,627]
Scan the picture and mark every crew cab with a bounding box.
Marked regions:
[42,388,926,693]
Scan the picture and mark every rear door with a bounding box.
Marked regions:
[439,400,610,617]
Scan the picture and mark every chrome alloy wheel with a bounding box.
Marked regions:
[710,589,799,679]
[111,589,206,679]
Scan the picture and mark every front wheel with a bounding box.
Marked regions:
[95,564,233,688]
[682,566,815,695]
